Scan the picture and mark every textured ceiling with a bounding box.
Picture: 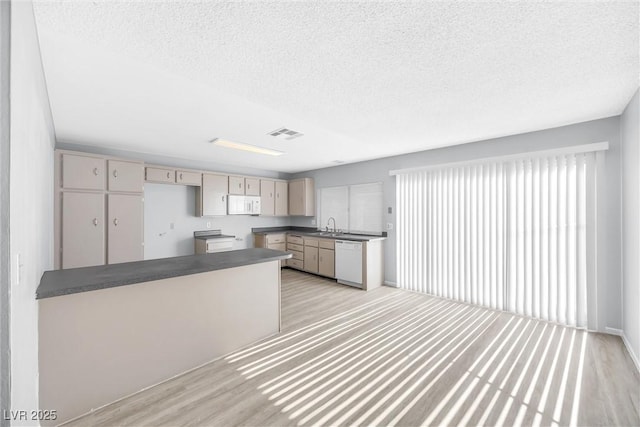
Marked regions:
[33,1,639,173]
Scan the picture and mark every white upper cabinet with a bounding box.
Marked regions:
[229,175,245,195]
[275,181,288,216]
[199,173,229,216]
[108,160,144,193]
[245,177,260,196]
[260,179,275,216]
[61,153,105,191]
[289,178,315,216]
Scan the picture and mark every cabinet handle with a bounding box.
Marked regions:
[93,167,99,176]
[222,195,225,202]
[179,173,183,180]
[113,169,118,178]
[270,192,273,197]
[113,218,119,226]
[277,193,279,198]
[166,172,171,179]
[239,183,242,188]
[93,218,98,226]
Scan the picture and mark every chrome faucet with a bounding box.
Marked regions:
[326,217,336,233]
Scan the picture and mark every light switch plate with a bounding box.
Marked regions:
[387,223,394,230]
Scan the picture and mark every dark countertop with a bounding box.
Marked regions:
[37,248,292,300]
[251,226,317,234]
[251,226,387,242]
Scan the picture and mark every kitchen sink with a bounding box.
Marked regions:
[308,231,345,237]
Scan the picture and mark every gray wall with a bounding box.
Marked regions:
[10,0,56,421]
[293,116,623,332]
[621,88,640,368]
[0,1,10,424]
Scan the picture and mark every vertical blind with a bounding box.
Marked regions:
[396,152,596,328]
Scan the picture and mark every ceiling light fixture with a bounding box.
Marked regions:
[210,138,285,156]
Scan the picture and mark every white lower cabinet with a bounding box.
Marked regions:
[318,247,335,278]
[108,194,144,264]
[304,245,319,273]
[61,192,106,269]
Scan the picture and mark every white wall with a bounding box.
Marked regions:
[10,1,56,423]
[144,184,289,259]
[621,88,640,369]
[293,116,624,332]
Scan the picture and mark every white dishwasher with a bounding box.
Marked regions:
[335,240,363,288]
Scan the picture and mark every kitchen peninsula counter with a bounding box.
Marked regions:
[38,248,291,425]
[37,248,291,299]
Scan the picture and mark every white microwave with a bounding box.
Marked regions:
[228,195,261,215]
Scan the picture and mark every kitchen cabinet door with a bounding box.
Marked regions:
[200,173,229,216]
[145,167,175,183]
[176,170,202,186]
[260,180,275,216]
[62,192,105,268]
[61,153,105,191]
[304,246,318,273]
[245,177,260,196]
[275,181,288,216]
[229,176,245,195]
[319,248,335,278]
[108,160,144,192]
[288,178,315,216]
[108,194,144,264]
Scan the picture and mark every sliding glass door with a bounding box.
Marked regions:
[396,152,597,328]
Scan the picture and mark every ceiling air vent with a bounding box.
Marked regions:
[268,127,304,140]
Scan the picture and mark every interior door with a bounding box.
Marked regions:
[108,194,144,264]
[62,192,105,268]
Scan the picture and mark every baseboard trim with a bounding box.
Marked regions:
[621,332,640,374]
[604,327,623,336]
[383,281,398,287]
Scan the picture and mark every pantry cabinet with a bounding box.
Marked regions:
[61,192,106,269]
[107,194,144,264]
[55,150,144,270]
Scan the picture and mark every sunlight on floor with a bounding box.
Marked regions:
[226,291,587,427]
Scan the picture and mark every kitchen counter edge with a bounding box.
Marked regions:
[37,248,292,300]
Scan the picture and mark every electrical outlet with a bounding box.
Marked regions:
[206,222,211,228]
[169,222,175,230]
[311,219,316,226]
[387,223,394,230]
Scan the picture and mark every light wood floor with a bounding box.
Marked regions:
[64,269,640,427]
